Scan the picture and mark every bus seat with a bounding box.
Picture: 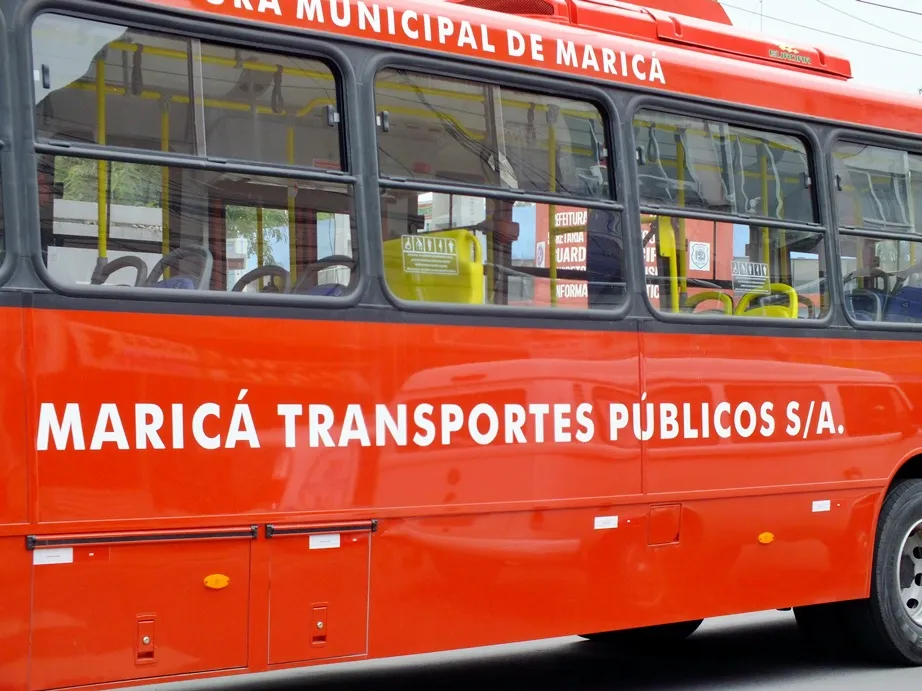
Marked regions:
[683,291,733,315]
[883,285,922,323]
[734,283,798,318]
[846,289,885,321]
[290,255,357,296]
[382,229,483,304]
[90,255,149,287]
[155,276,197,290]
[144,245,213,290]
[303,283,346,297]
[738,304,796,318]
[232,265,290,293]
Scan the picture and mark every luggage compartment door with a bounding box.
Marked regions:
[267,521,372,665]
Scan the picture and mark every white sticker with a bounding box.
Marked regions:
[688,241,711,271]
[400,234,460,276]
[309,533,341,550]
[812,500,831,513]
[731,260,770,296]
[594,515,619,530]
[33,547,74,565]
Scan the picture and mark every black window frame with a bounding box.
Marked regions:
[828,128,922,332]
[23,4,365,308]
[625,93,834,329]
[366,51,634,322]
[0,5,13,285]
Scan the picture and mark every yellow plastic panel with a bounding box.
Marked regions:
[383,229,484,305]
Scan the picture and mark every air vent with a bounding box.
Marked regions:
[458,0,556,14]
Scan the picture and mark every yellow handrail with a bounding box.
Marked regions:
[161,98,170,278]
[287,123,297,282]
[96,58,108,261]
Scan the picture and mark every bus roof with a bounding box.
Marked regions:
[444,0,850,78]
[154,0,921,138]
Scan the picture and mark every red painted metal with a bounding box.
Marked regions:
[3,0,919,688]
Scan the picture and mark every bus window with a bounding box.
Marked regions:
[833,143,917,233]
[643,217,827,319]
[31,14,354,295]
[634,109,827,320]
[634,110,816,224]
[375,68,609,199]
[834,142,922,324]
[374,69,623,310]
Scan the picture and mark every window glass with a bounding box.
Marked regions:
[643,213,828,319]
[380,188,625,309]
[634,109,816,224]
[374,69,611,199]
[32,13,343,170]
[38,155,356,294]
[840,234,922,323]
[199,42,341,167]
[833,142,922,233]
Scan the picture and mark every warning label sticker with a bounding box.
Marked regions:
[731,260,770,295]
[401,235,460,275]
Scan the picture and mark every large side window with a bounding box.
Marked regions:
[634,108,828,320]
[834,141,922,324]
[374,68,624,310]
[32,13,355,296]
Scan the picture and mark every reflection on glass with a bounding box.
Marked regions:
[833,142,922,233]
[633,109,816,224]
[841,234,922,323]
[374,68,611,199]
[32,13,343,169]
[643,214,827,319]
[380,188,625,309]
[38,155,356,294]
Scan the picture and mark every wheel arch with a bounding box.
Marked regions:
[860,451,922,596]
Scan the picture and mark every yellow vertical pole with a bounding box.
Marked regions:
[761,153,770,273]
[667,221,679,310]
[907,168,916,268]
[674,134,687,311]
[485,231,494,305]
[853,190,864,288]
[287,119,296,287]
[161,99,171,278]
[256,206,264,289]
[548,121,558,307]
[96,58,108,261]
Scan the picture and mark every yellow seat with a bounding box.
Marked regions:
[383,228,484,304]
[683,290,733,315]
[735,283,798,318]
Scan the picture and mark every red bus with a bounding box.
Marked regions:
[4,0,922,687]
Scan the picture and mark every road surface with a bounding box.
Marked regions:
[150,610,922,691]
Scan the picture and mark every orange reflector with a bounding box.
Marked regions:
[204,574,230,589]
[758,532,775,545]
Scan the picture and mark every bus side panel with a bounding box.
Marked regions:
[367,504,649,657]
[29,309,642,521]
[0,304,31,691]
[635,489,878,617]
[365,489,876,658]
[640,331,911,493]
[0,305,28,526]
[0,538,31,691]
[640,329,895,605]
[28,537,252,690]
